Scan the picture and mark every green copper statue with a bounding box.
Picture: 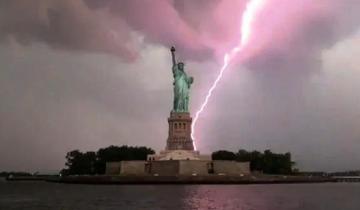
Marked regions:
[171,46,193,113]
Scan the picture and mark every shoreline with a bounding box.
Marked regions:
[46,175,335,185]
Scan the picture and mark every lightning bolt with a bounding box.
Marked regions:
[191,0,267,150]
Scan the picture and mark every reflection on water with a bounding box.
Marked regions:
[0,182,359,210]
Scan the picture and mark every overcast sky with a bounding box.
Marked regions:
[0,0,359,172]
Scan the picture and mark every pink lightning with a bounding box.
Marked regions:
[191,0,266,150]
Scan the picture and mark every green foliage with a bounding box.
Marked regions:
[62,145,155,175]
[212,149,295,175]
[63,150,96,175]
[212,150,237,160]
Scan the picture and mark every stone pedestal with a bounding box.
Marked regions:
[166,112,194,150]
[147,112,211,161]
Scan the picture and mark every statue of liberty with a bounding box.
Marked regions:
[170,46,193,113]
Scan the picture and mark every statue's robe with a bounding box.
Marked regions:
[172,65,191,112]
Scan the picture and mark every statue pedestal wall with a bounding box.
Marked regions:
[106,160,250,176]
[166,112,194,150]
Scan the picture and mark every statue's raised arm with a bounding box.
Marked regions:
[170,46,177,67]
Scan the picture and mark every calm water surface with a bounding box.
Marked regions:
[0,181,359,210]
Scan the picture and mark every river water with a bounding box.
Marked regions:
[0,181,359,210]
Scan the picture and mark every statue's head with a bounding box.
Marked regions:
[178,62,184,71]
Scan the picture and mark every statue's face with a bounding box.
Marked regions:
[178,63,184,70]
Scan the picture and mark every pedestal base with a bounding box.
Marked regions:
[147,150,211,161]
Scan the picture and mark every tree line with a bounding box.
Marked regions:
[61,145,155,175]
[61,145,294,175]
[212,149,295,174]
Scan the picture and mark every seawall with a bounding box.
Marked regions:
[48,175,335,185]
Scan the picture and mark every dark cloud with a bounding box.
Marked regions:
[1,0,358,65]
[0,0,138,60]
[242,0,360,75]
[0,0,214,61]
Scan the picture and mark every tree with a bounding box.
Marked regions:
[212,150,237,160]
[63,150,96,175]
[212,149,295,174]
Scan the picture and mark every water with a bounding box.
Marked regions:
[0,182,359,210]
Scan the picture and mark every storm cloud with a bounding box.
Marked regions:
[1,0,358,63]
